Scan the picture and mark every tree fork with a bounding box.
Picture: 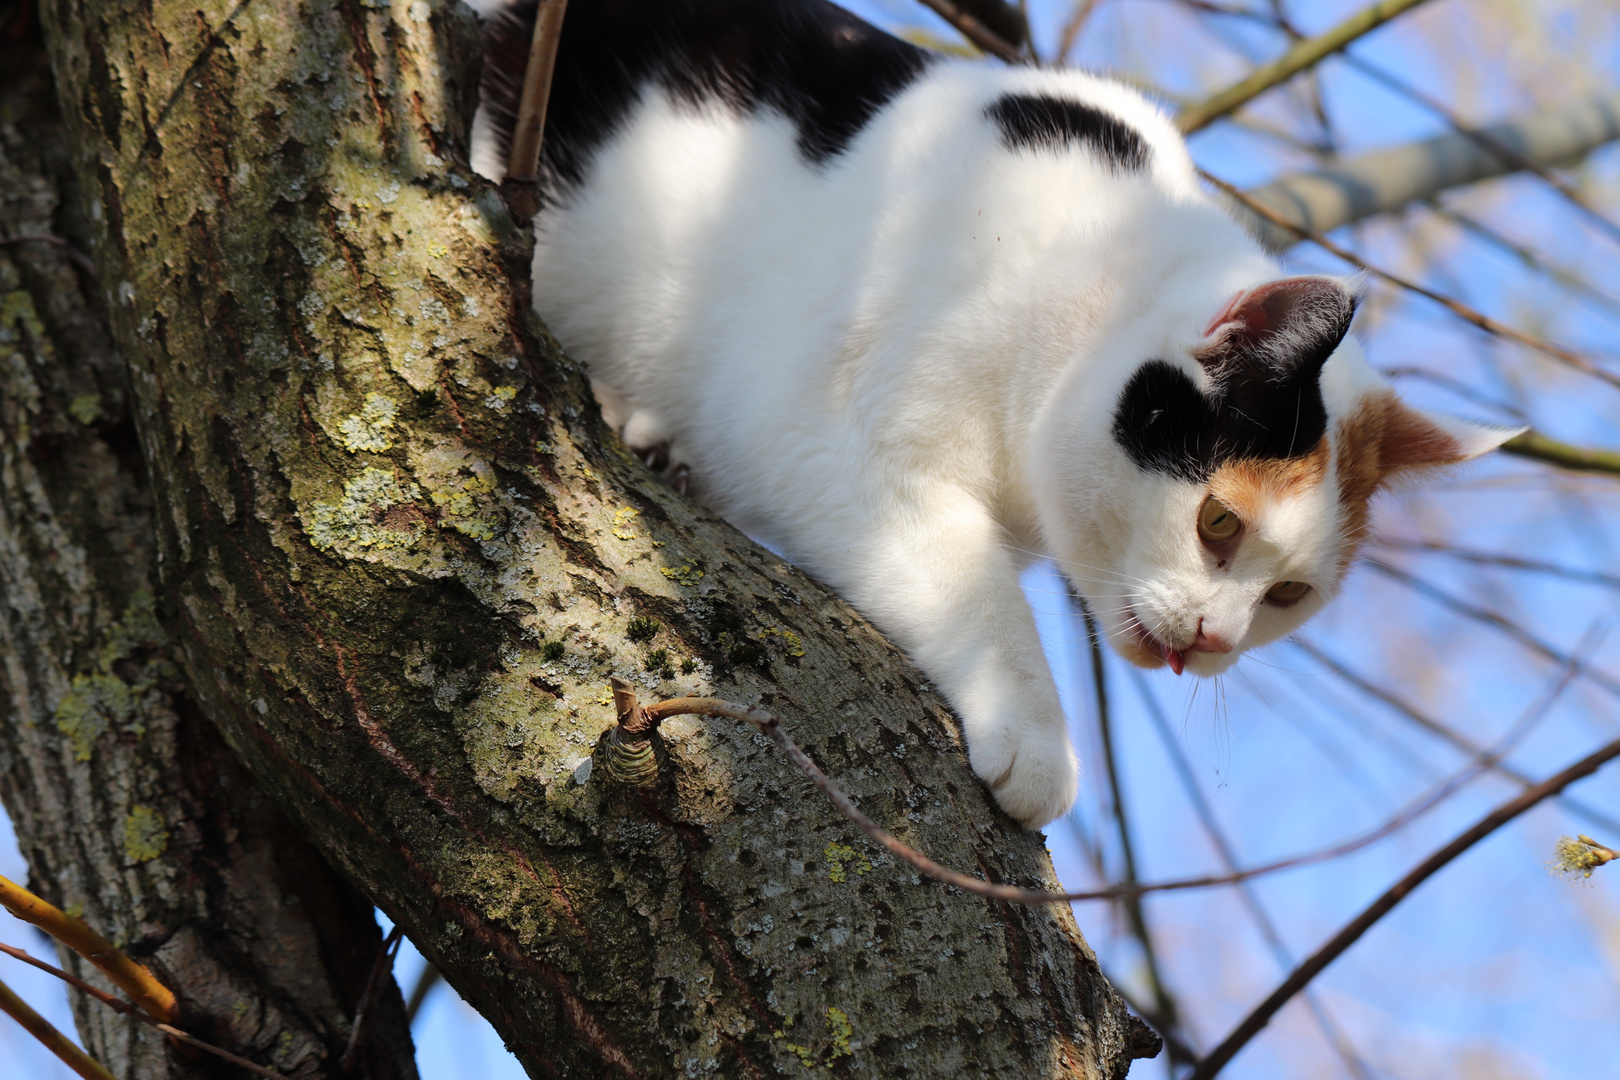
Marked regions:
[33,0,1138,1076]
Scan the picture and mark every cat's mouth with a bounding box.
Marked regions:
[1121,607,1202,675]
[1121,608,1186,674]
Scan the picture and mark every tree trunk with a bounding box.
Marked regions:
[0,35,419,1080]
[29,0,1139,1076]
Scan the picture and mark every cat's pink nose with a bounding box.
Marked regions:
[1190,620,1231,655]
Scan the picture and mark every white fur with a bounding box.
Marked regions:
[473,48,1512,828]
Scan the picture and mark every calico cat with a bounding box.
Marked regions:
[467,0,1517,828]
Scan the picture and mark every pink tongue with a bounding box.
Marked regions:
[1165,646,1187,676]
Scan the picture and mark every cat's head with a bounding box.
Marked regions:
[1034,274,1520,676]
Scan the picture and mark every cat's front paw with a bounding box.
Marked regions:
[967,715,1079,830]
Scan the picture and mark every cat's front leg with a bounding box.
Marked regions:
[848,492,1078,829]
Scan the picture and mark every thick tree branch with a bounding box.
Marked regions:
[32,0,1134,1075]
[1236,91,1620,249]
[0,38,418,1080]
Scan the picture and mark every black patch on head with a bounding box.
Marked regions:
[479,0,933,198]
[985,93,1150,171]
[1112,282,1356,481]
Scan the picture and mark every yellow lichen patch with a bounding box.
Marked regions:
[338,392,400,452]
[484,385,517,410]
[612,507,640,541]
[824,842,870,884]
[53,592,169,760]
[68,394,102,425]
[427,240,449,258]
[307,467,425,551]
[760,627,806,658]
[122,805,168,863]
[429,471,498,541]
[661,560,703,587]
[825,1006,854,1064]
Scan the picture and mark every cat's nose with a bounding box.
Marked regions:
[1190,618,1231,655]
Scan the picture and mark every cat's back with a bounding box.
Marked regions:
[472,0,1259,524]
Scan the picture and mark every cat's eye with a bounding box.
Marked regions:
[1265,580,1311,605]
[1197,497,1241,544]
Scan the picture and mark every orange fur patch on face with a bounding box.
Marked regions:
[1333,390,1465,569]
[1206,437,1330,524]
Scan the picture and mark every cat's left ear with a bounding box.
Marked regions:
[1196,275,1358,384]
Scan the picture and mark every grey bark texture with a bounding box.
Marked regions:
[25,0,1141,1077]
[1234,91,1620,249]
[0,36,419,1080]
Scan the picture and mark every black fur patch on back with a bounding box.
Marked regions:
[479,0,933,195]
[986,93,1149,171]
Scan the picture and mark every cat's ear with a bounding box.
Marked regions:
[1197,276,1357,382]
[1340,391,1524,496]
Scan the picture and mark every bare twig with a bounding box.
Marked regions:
[1369,538,1620,592]
[500,0,569,222]
[0,942,286,1080]
[404,963,442,1025]
[1082,609,1188,1063]
[340,924,404,1074]
[1177,0,1435,133]
[916,0,1026,63]
[1500,430,1620,477]
[1056,0,1106,62]
[1202,169,1620,393]
[0,874,178,1023]
[1364,559,1620,700]
[0,972,116,1080]
[1187,732,1620,1079]
[1128,669,1374,1080]
[1294,638,1620,836]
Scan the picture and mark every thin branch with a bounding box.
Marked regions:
[1128,669,1374,1080]
[1500,430,1620,477]
[1203,169,1620,393]
[1187,731,1620,1079]
[0,874,178,1023]
[1422,200,1620,326]
[340,924,404,1073]
[1369,538,1620,592]
[1083,608,1188,1063]
[1294,638,1620,836]
[0,942,286,1080]
[1056,0,1106,62]
[0,972,116,1080]
[1364,559,1620,700]
[1177,0,1435,133]
[916,0,1026,63]
[500,0,569,222]
[404,962,442,1025]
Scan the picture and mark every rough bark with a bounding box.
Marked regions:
[0,36,419,1080]
[33,0,1137,1077]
